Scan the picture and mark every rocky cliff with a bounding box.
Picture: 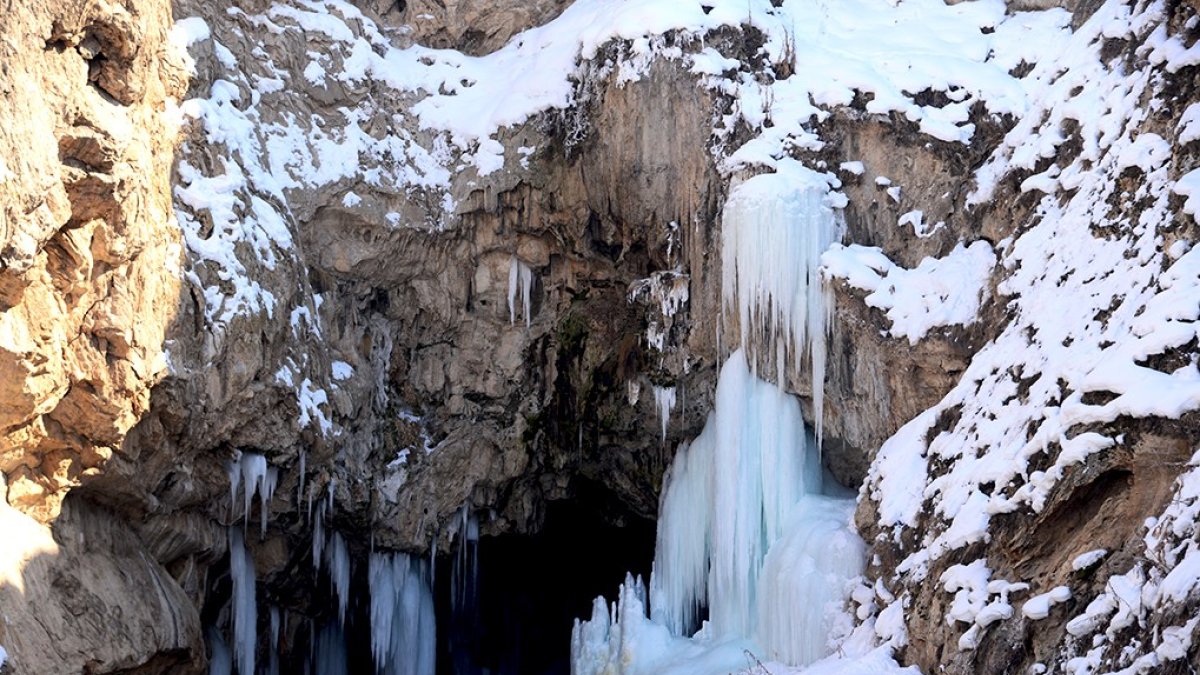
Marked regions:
[0,0,1198,673]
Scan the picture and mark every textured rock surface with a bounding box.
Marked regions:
[0,1,200,671]
[0,0,1197,673]
[0,0,188,521]
[0,484,202,674]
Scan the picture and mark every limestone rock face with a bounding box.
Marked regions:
[0,484,202,674]
[0,0,188,522]
[399,0,573,53]
[0,0,1197,672]
[0,1,203,671]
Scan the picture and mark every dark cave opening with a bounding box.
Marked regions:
[435,483,658,675]
[201,480,656,674]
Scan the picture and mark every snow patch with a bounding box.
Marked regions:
[822,241,996,344]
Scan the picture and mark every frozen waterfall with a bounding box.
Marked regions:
[229,528,257,675]
[571,350,865,674]
[368,550,437,675]
[721,160,844,445]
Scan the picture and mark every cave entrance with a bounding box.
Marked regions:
[435,480,657,675]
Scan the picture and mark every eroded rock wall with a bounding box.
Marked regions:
[1,0,1198,673]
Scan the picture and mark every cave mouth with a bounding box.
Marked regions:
[436,480,658,675]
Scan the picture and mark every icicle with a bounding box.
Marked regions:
[451,506,479,612]
[261,466,278,536]
[312,508,325,571]
[507,256,518,324]
[652,386,677,442]
[269,607,281,675]
[720,162,842,447]
[229,528,257,675]
[326,531,351,626]
[507,256,534,327]
[208,627,233,675]
[298,450,307,513]
[313,622,348,675]
[226,454,242,520]
[227,452,278,537]
[369,551,437,675]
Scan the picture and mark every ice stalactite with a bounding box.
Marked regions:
[229,528,257,675]
[326,531,351,625]
[227,451,280,537]
[507,256,534,327]
[451,506,480,612]
[653,386,677,442]
[572,350,865,674]
[720,160,844,445]
[368,551,437,675]
[310,482,351,626]
[297,450,307,514]
[208,628,233,675]
[313,622,349,675]
[268,607,281,675]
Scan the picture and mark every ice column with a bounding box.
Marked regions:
[229,528,257,675]
[651,349,818,639]
[451,506,479,612]
[326,531,351,625]
[573,349,865,675]
[208,628,233,675]
[368,551,437,675]
[720,161,843,444]
[313,622,348,675]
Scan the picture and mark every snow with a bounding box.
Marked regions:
[863,7,1200,621]
[1172,167,1200,216]
[168,17,211,77]
[822,242,996,345]
[629,271,690,352]
[1071,549,1108,571]
[331,360,354,380]
[162,0,1200,671]
[937,562,1028,651]
[1178,102,1200,144]
[839,162,865,176]
[1021,586,1072,620]
[0,644,7,669]
[721,160,843,443]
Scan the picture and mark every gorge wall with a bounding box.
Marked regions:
[1,0,1199,673]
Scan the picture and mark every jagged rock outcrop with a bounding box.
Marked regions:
[0,0,188,521]
[0,1,202,671]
